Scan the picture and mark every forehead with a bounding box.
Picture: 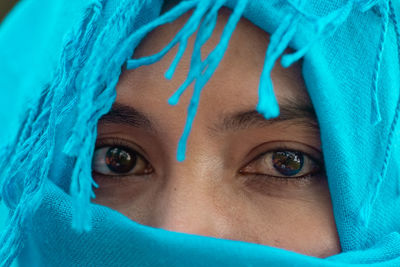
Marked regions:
[117,7,311,121]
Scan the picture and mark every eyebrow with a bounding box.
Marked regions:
[213,99,318,133]
[98,103,156,132]
[99,99,318,133]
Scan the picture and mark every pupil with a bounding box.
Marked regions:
[105,147,136,173]
[272,151,304,176]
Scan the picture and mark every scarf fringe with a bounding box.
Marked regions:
[127,0,399,234]
[63,0,149,232]
[0,87,53,267]
[1,0,151,264]
[51,0,105,233]
[126,0,384,162]
[0,0,399,265]
[127,0,248,161]
[0,1,106,265]
[256,10,301,119]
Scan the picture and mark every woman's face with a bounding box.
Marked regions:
[92,8,341,257]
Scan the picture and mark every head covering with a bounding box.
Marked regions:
[1,0,400,266]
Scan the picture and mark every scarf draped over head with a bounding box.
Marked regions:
[1,0,400,266]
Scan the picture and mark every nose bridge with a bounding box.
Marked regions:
[150,161,228,238]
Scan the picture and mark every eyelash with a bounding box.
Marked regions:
[245,170,321,186]
[238,143,325,185]
[96,138,136,150]
[93,139,325,186]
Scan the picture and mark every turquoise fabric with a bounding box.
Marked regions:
[1,0,400,266]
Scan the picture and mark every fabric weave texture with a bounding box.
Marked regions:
[0,0,400,266]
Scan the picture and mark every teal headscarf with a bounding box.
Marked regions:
[1,0,400,266]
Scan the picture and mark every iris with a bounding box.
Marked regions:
[105,147,137,173]
[272,151,304,176]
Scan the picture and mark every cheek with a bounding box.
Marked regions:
[204,176,341,257]
[92,176,341,258]
[232,185,341,257]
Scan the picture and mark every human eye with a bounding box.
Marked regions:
[92,138,153,177]
[239,142,324,184]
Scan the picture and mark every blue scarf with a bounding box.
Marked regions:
[1,0,400,266]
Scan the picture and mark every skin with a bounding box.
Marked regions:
[92,8,341,258]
